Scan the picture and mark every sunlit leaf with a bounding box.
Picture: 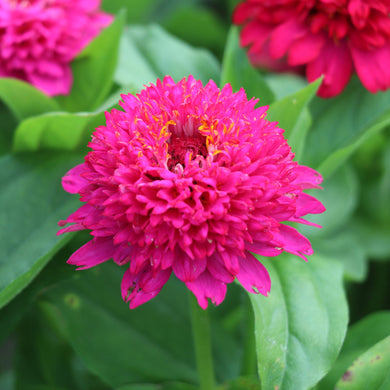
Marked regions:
[318,311,390,390]
[335,336,390,390]
[12,111,104,153]
[0,152,83,309]
[0,78,59,122]
[221,27,274,106]
[250,253,348,390]
[115,24,220,91]
[304,77,390,178]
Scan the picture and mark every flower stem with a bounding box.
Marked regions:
[189,293,216,390]
[241,294,257,377]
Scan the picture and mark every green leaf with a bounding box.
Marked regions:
[218,376,260,389]
[349,218,390,261]
[12,111,104,153]
[304,77,390,178]
[55,12,125,112]
[0,152,83,309]
[40,262,241,388]
[266,78,321,161]
[335,336,390,390]
[299,164,359,239]
[0,371,13,390]
[0,102,17,156]
[0,78,59,122]
[115,24,220,91]
[265,73,308,100]
[318,311,390,390]
[220,27,274,106]
[163,5,228,58]
[250,252,348,390]
[13,305,80,390]
[312,231,367,282]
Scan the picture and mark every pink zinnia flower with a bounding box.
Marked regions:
[0,0,112,96]
[233,0,390,98]
[58,76,325,309]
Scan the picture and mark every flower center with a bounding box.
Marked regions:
[167,133,208,170]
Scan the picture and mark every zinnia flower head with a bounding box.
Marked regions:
[233,0,390,98]
[0,0,112,96]
[58,76,325,309]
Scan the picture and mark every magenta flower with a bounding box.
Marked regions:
[233,0,390,98]
[58,76,325,309]
[0,0,112,96]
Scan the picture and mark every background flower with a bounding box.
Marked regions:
[233,0,390,98]
[58,75,325,309]
[0,0,112,96]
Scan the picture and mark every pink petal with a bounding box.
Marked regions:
[295,193,326,217]
[350,44,390,93]
[246,241,283,257]
[307,39,353,98]
[291,165,323,189]
[269,19,307,59]
[207,253,235,283]
[172,251,207,282]
[186,270,227,309]
[241,21,273,53]
[288,32,326,66]
[67,237,115,270]
[277,224,313,260]
[236,252,271,296]
[28,64,72,96]
[121,266,171,309]
[62,164,88,194]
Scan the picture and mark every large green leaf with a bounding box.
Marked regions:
[335,336,390,390]
[266,78,321,161]
[0,103,17,156]
[41,262,241,388]
[163,5,227,58]
[0,78,59,122]
[0,152,83,309]
[13,306,81,390]
[114,24,220,91]
[304,77,390,178]
[312,231,367,282]
[12,111,104,153]
[55,12,125,112]
[250,253,348,390]
[220,27,274,106]
[318,311,390,390]
[299,164,359,239]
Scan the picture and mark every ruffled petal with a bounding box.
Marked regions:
[186,270,227,310]
[288,32,326,66]
[291,165,323,189]
[67,237,115,270]
[307,39,353,98]
[62,164,88,194]
[350,44,390,92]
[277,224,313,260]
[236,252,271,296]
[269,19,307,59]
[207,253,235,283]
[28,64,72,96]
[121,266,171,309]
[295,193,326,217]
[172,251,207,282]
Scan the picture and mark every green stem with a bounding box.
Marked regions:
[241,295,257,377]
[189,293,216,390]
